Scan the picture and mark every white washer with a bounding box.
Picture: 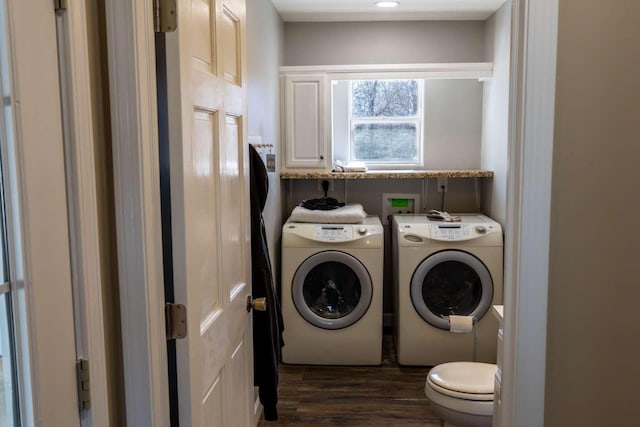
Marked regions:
[392,214,503,366]
[281,216,384,365]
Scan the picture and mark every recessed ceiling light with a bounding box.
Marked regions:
[376,1,399,8]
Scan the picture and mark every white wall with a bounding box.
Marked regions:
[284,21,486,66]
[332,79,483,169]
[545,1,640,425]
[481,1,511,225]
[423,79,483,169]
[247,0,284,275]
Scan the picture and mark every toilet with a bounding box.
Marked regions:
[425,361,497,427]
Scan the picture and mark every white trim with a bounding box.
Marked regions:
[0,1,33,421]
[104,0,170,426]
[252,392,263,426]
[0,0,81,424]
[281,62,493,79]
[503,0,558,426]
[55,2,110,425]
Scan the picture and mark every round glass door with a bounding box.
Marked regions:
[410,250,493,330]
[292,251,373,330]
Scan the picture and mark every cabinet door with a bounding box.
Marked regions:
[283,74,329,169]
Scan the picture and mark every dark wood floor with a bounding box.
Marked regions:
[258,335,443,426]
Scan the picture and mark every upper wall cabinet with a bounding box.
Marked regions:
[282,74,330,169]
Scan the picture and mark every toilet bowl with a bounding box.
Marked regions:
[425,362,496,427]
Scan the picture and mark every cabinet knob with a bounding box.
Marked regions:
[319,155,324,160]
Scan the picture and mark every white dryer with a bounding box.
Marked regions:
[281,216,383,365]
[392,214,503,366]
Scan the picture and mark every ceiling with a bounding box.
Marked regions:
[271,0,508,22]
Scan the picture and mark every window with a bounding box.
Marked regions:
[349,79,423,165]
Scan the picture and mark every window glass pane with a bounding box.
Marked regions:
[0,294,15,426]
[352,123,417,161]
[351,80,418,117]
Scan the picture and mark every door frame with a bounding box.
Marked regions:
[104,0,170,425]
[104,1,560,426]
[0,0,101,425]
[56,0,112,424]
[502,0,558,425]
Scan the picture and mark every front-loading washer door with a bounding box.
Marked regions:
[292,250,373,330]
[410,250,493,330]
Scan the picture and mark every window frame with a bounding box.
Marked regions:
[347,78,424,169]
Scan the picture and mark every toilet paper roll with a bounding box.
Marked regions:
[449,315,474,333]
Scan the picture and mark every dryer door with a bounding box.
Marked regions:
[410,250,493,330]
[292,251,373,330]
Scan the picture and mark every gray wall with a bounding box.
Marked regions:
[286,179,481,218]
[545,1,640,425]
[247,0,285,280]
[283,20,490,322]
[283,18,490,220]
[481,2,511,226]
[284,21,486,65]
[283,18,490,212]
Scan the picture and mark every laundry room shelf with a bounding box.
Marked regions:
[280,170,494,180]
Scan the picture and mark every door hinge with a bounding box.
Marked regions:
[165,303,187,340]
[153,0,177,33]
[76,358,91,411]
[54,0,68,13]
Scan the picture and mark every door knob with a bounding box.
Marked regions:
[247,296,267,312]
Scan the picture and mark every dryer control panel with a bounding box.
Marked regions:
[393,214,502,247]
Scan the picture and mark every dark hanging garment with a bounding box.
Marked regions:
[249,144,284,421]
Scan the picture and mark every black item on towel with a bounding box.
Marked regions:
[249,145,285,421]
[300,197,345,211]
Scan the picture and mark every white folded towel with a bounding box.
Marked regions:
[344,161,368,172]
[334,160,368,173]
[289,204,368,224]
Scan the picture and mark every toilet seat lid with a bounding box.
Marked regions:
[428,362,497,395]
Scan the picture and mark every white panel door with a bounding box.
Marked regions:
[165,0,255,425]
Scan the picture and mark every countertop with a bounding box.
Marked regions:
[280,169,494,180]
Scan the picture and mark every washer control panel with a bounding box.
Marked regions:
[315,225,353,241]
[430,224,471,240]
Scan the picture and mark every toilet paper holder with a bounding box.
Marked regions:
[446,315,479,362]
